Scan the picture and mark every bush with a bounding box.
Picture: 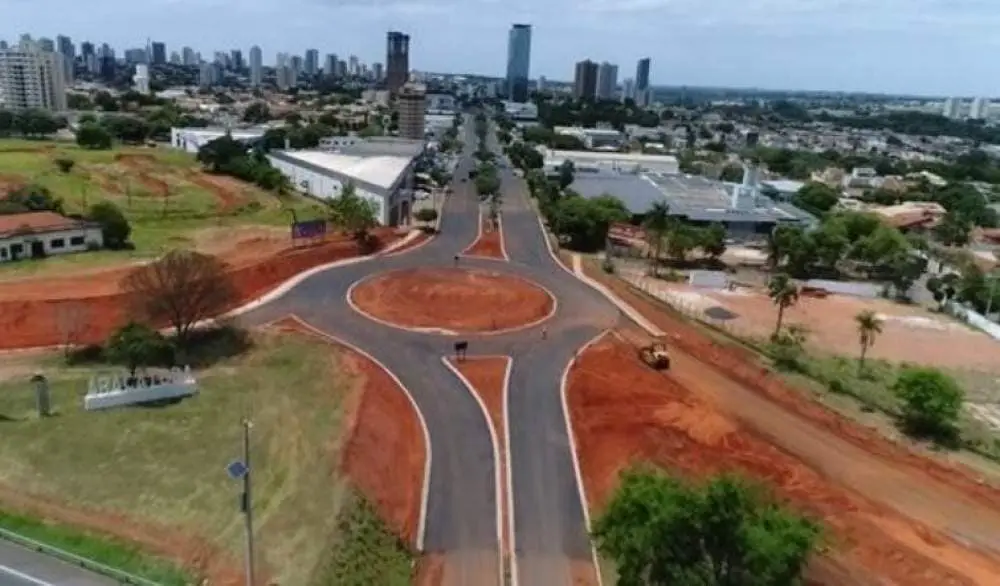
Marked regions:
[414,208,438,223]
[893,367,965,444]
[75,123,113,150]
[86,201,131,249]
[54,157,75,173]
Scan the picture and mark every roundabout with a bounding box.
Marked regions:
[347,267,555,335]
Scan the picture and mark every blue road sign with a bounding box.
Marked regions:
[226,460,248,480]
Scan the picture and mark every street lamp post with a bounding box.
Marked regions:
[226,419,256,586]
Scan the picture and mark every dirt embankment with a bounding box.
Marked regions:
[268,316,426,546]
[567,333,1000,585]
[183,171,247,213]
[350,267,553,334]
[446,356,509,553]
[0,230,401,350]
[461,213,506,260]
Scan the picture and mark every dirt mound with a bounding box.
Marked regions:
[350,267,553,334]
[567,334,1000,585]
[184,171,247,212]
[0,230,400,350]
[462,214,506,260]
[267,316,426,546]
[114,153,157,167]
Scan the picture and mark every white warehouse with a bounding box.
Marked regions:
[267,150,417,226]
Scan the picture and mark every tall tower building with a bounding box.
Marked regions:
[182,46,196,66]
[373,62,384,82]
[573,59,598,100]
[397,83,427,140]
[349,55,360,75]
[151,42,166,65]
[324,54,338,77]
[304,49,319,76]
[249,46,262,86]
[134,64,150,94]
[505,24,532,103]
[634,57,651,106]
[56,35,74,84]
[386,31,410,93]
[596,62,618,100]
[230,49,243,72]
[970,97,989,120]
[942,97,959,119]
[0,44,68,111]
[621,78,635,103]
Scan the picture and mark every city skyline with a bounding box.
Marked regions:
[4,0,1000,97]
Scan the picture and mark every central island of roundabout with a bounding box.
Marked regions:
[348,266,555,335]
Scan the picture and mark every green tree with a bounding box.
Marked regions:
[642,202,671,275]
[893,367,965,442]
[552,194,629,252]
[105,322,172,377]
[557,160,576,190]
[0,109,13,136]
[196,134,247,172]
[243,101,271,123]
[792,182,840,217]
[767,273,799,338]
[2,184,64,214]
[75,123,113,150]
[766,225,804,271]
[414,208,438,225]
[935,211,973,247]
[700,223,727,261]
[328,182,379,245]
[666,223,699,262]
[86,201,131,249]
[593,467,820,586]
[854,310,883,374]
[99,114,149,144]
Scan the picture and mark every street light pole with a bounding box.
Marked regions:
[241,418,256,586]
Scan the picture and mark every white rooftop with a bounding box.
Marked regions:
[279,150,412,190]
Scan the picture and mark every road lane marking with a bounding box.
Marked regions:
[441,356,506,586]
[0,562,54,586]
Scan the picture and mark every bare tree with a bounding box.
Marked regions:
[56,302,90,357]
[121,250,237,345]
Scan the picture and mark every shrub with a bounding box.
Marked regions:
[86,201,131,249]
[893,366,964,444]
[54,157,75,173]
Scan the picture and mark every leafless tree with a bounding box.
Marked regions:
[56,302,90,356]
[120,250,237,344]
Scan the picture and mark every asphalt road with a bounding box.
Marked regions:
[0,540,116,586]
[0,115,616,586]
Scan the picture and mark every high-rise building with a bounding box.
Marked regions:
[634,57,651,106]
[397,83,427,140]
[336,60,347,78]
[621,78,635,103]
[596,62,618,100]
[182,46,196,66]
[37,38,55,52]
[386,31,410,93]
[573,59,598,99]
[151,41,166,65]
[537,75,546,92]
[169,51,181,65]
[0,42,7,51]
[230,49,243,72]
[304,49,319,76]
[134,64,150,94]
[505,24,532,103]
[124,48,148,65]
[348,55,359,75]
[970,97,989,120]
[199,62,218,87]
[56,35,74,84]
[942,97,959,119]
[80,41,94,59]
[249,46,263,86]
[0,44,68,111]
[373,62,384,82]
[324,53,338,77]
[290,55,303,74]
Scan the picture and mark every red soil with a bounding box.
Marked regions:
[413,554,446,585]
[267,316,426,546]
[350,268,553,334]
[462,213,506,260]
[0,230,400,350]
[0,173,26,194]
[567,333,1000,585]
[446,356,510,554]
[185,171,247,212]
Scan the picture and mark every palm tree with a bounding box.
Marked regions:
[643,201,670,276]
[767,274,799,338]
[854,310,883,373]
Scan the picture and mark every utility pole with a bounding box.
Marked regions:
[241,418,255,586]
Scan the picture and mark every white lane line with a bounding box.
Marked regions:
[440,356,506,586]
[265,315,433,552]
[0,562,53,586]
[460,206,511,262]
[559,331,611,586]
[500,357,517,586]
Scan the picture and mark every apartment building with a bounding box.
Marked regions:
[0,43,67,111]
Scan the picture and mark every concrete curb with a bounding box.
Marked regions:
[559,330,611,586]
[460,206,510,262]
[440,356,508,586]
[267,315,433,553]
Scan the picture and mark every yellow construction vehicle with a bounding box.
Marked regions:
[639,338,671,370]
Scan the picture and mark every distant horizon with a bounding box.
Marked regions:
[4,0,999,97]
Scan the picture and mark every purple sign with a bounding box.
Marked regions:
[291,219,327,240]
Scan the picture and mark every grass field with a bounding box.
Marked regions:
[0,330,412,585]
[0,138,326,278]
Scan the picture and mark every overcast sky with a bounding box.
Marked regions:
[3,0,997,97]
